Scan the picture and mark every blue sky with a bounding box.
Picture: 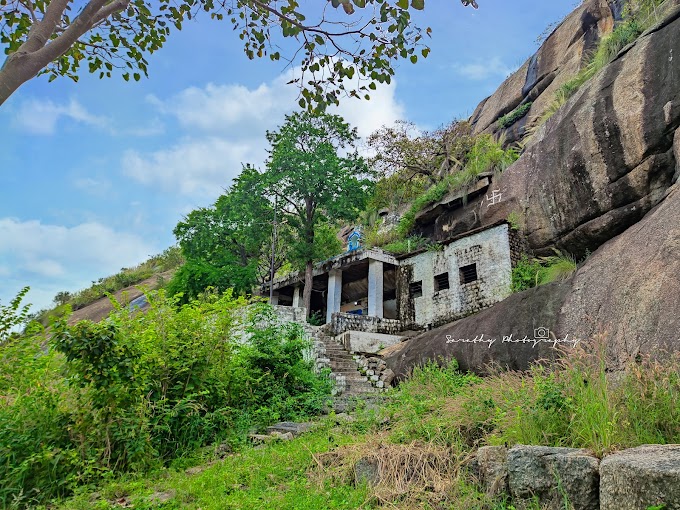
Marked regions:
[0,0,578,311]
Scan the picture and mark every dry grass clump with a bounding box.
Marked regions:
[311,439,466,507]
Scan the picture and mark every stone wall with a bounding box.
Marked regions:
[352,354,396,390]
[508,227,532,267]
[336,330,404,354]
[475,444,680,510]
[398,224,513,329]
[326,312,402,336]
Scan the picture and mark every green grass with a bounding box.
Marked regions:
[56,425,370,510]
[51,346,680,509]
[497,102,533,129]
[535,251,577,285]
[510,251,577,293]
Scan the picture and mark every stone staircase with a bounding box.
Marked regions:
[318,333,378,396]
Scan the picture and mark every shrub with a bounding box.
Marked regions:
[497,102,533,129]
[0,293,331,507]
[382,235,431,255]
[511,256,542,292]
[0,287,31,344]
[507,211,523,231]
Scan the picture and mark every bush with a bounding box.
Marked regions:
[382,235,431,255]
[0,293,331,507]
[510,256,542,292]
[392,339,680,456]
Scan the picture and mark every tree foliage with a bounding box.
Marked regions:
[0,0,479,107]
[0,286,30,344]
[169,166,275,301]
[264,111,372,314]
[1,292,330,507]
[367,120,476,187]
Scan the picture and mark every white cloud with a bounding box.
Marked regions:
[453,56,516,81]
[14,98,109,135]
[0,218,157,310]
[149,82,294,135]
[122,136,258,198]
[125,71,405,199]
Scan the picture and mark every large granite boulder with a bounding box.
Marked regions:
[480,6,680,258]
[431,6,680,259]
[470,0,617,143]
[508,446,600,510]
[600,445,680,510]
[384,280,570,378]
[388,5,680,377]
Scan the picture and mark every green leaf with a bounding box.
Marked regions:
[396,0,409,8]
[411,0,424,9]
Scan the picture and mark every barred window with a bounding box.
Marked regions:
[409,281,423,298]
[434,272,450,292]
[459,264,478,284]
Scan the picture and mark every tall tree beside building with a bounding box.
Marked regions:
[169,166,277,302]
[264,112,372,316]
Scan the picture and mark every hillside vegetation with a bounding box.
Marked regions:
[54,342,680,509]
[0,293,330,508]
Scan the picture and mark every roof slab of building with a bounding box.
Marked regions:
[268,247,399,292]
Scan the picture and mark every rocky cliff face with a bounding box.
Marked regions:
[470,0,617,144]
[386,0,680,378]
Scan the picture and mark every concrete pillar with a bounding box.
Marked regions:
[270,291,279,306]
[292,285,302,308]
[327,269,342,324]
[368,259,384,318]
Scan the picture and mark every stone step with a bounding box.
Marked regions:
[328,355,354,363]
[341,375,370,382]
[323,346,347,352]
[324,345,349,351]
[330,360,359,372]
[327,353,354,360]
[345,386,379,394]
[265,421,314,437]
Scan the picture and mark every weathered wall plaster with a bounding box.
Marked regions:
[399,224,513,329]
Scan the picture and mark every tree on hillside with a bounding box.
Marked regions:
[169,165,277,302]
[264,111,372,316]
[0,0,478,108]
[367,120,475,185]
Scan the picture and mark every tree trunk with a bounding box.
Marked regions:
[302,196,315,319]
[0,53,46,106]
[0,0,130,107]
[303,260,313,318]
